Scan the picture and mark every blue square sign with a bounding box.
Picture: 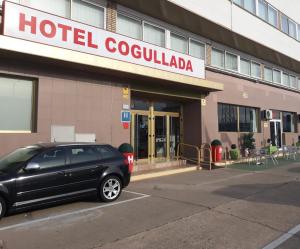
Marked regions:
[121,111,131,122]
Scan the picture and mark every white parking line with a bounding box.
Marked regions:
[0,191,150,232]
[262,224,300,249]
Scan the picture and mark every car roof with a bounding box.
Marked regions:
[29,142,112,149]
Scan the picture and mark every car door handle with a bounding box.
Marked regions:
[58,171,70,177]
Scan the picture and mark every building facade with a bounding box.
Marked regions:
[0,0,299,170]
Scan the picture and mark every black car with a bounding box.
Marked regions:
[0,143,131,218]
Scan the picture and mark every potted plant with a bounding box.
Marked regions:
[241,133,255,156]
[229,144,240,160]
[296,141,300,147]
[211,139,222,162]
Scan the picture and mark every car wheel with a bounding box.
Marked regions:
[0,196,6,219]
[99,176,122,202]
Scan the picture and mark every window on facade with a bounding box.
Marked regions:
[0,76,35,132]
[170,33,187,54]
[244,0,256,14]
[264,67,273,82]
[225,52,238,71]
[189,39,205,60]
[298,25,300,41]
[258,0,268,21]
[143,23,165,47]
[288,20,297,39]
[218,104,238,132]
[298,79,300,89]
[117,14,142,40]
[211,48,225,68]
[281,14,289,34]
[233,0,242,6]
[25,0,71,17]
[282,73,290,86]
[240,58,251,76]
[239,106,258,132]
[268,5,278,27]
[273,69,281,84]
[251,62,261,78]
[289,75,297,88]
[282,112,295,133]
[72,0,104,28]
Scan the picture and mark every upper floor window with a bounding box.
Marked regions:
[240,58,251,76]
[264,67,273,82]
[189,39,205,60]
[225,52,238,71]
[281,14,289,34]
[234,0,256,14]
[268,5,278,27]
[143,23,165,47]
[298,25,300,41]
[288,20,297,39]
[273,69,281,84]
[258,0,268,21]
[72,0,105,28]
[251,62,261,78]
[282,73,290,86]
[25,0,71,17]
[117,13,142,40]
[211,48,225,68]
[170,33,187,54]
[0,76,36,132]
[289,75,297,88]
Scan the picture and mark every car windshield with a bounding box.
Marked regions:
[0,146,43,172]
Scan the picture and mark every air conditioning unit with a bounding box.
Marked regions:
[262,110,273,120]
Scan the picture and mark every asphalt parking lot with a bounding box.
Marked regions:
[0,161,300,249]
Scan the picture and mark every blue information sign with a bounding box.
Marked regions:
[121,111,131,122]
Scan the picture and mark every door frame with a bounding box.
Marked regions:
[131,109,180,163]
[270,119,282,148]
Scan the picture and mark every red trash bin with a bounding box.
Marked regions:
[211,145,222,162]
[118,143,134,173]
[123,152,134,173]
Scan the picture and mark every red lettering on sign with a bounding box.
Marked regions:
[170,56,178,68]
[178,57,185,70]
[58,23,72,42]
[143,48,153,62]
[161,52,169,66]
[186,60,193,72]
[154,51,161,64]
[74,28,85,46]
[118,41,129,56]
[131,45,141,59]
[87,32,98,49]
[19,13,37,34]
[105,37,117,53]
[40,20,56,38]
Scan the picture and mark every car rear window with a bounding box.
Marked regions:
[95,146,121,160]
[70,146,99,164]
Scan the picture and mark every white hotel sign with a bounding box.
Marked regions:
[2,1,205,79]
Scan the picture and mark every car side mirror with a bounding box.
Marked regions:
[25,162,40,172]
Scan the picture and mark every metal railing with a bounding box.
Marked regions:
[176,143,201,170]
[200,143,212,170]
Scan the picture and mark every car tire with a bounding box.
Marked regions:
[99,176,122,202]
[0,196,6,219]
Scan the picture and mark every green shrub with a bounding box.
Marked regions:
[118,143,133,153]
[230,149,240,160]
[296,142,300,147]
[241,133,255,150]
[211,139,222,146]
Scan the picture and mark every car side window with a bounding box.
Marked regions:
[69,146,99,164]
[95,146,119,160]
[30,148,66,170]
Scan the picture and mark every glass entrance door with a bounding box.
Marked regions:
[134,114,149,160]
[270,120,282,147]
[155,116,167,159]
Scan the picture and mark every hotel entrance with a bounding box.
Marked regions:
[130,96,181,163]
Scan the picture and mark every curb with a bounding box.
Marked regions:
[131,166,200,182]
